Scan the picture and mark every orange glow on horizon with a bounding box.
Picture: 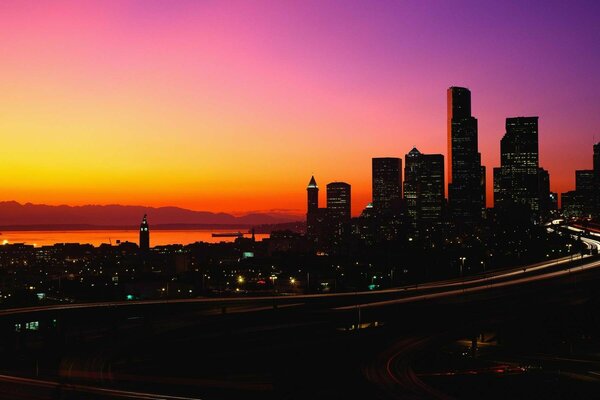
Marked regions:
[1,1,597,216]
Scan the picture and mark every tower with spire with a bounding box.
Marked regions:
[139,214,150,252]
[306,175,327,243]
[307,175,319,213]
[306,176,319,239]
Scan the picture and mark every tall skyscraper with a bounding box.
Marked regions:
[327,182,351,222]
[494,117,541,214]
[372,157,402,215]
[327,182,351,246]
[404,148,445,226]
[447,87,483,223]
[576,169,595,216]
[139,214,150,251]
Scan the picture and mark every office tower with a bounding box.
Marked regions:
[404,148,445,226]
[447,87,482,223]
[576,169,595,216]
[494,117,540,214]
[327,182,351,246]
[327,182,351,222]
[561,145,600,219]
[561,191,583,218]
[372,157,402,215]
[139,214,150,251]
[576,170,594,193]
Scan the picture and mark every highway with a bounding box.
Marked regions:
[0,252,592,319]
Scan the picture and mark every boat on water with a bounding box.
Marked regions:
[211,232,244,238]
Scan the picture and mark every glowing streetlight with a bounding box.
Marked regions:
[459,257,466,277]
[237,275,245,284]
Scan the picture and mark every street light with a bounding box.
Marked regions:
[459,257,466,277]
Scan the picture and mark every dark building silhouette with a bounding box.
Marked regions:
[372,157,402,215]
[306,176,352,248]
[594,143,600,216]
[561,143,600,218]
[447,86,483,223]
[494,117,541,216]
[327,182,351,246]
[404,148,445,226]
[538,168,551,217]
[576,169,595,217]
[561,190,583,218]
[306,176,327,243]
[576,170,595,193]
[139,214,150,251]
[481,165,487,215]
[307,175,318,213]
[327,182,351,222]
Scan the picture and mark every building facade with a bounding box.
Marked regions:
[447,86,483,223]
[494,117,542,216]
[372,157,402,216]
[404,147,445,226]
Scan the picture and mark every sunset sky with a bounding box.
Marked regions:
[1,0,599,216]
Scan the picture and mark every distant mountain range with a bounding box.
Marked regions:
[0,201,301,230]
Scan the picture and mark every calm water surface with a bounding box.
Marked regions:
[0,229,269,247]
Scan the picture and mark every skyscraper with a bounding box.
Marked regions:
[404,148,445,226]
[139,214,150,251]
[327,182,351,247]
[372,157,402,215]
[494,117,541,214]
[576,169,595,216]
[447,87,483,223]
[327,182,351,222]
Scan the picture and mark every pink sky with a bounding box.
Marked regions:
[0,1,599,215]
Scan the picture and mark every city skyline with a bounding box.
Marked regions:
[1,1,599,216]
[2,3,600,399]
